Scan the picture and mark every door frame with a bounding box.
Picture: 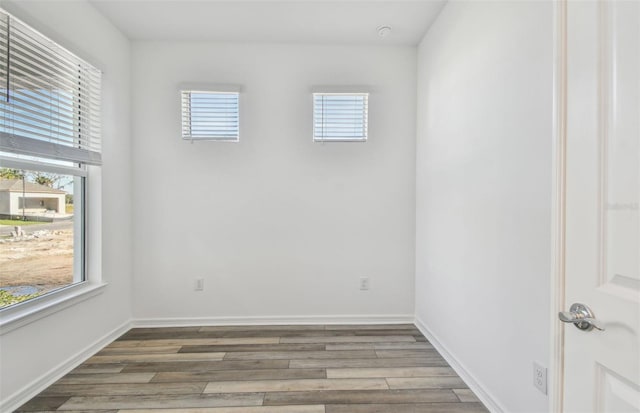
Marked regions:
[550,0,567,411]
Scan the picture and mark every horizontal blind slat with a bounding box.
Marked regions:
[10,19,85,71]
[10,37,82,77]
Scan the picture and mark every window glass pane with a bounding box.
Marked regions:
[313,93,368,142]
[1,87,77,145]
[0,168,84,308]
[181,91,239,141]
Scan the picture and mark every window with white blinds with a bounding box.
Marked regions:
[313,93,368,142]
[0,11,102,312]
[181,91,239,142]
[0,11,102,165]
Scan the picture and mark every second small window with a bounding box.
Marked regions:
[313,92,369,142]
[181,91,240,142]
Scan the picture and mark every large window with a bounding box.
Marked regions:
[0,11,101,309]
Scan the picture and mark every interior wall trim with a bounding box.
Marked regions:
[414,317,505,413]
[132,314,415,328]
[550,0,568,411]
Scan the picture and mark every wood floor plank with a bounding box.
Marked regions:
[86,352,225,364]
[118,406,326,413]
[204,378,389,393]
[214,331,352,338]
[374,350,439,358]
[98,345,182,355]
[152,368,326,383]
[41,382,207,397]
[199,325,326,332]
[453,388,482,402]
[386,377,467,389]
[326,367,456,379]
[109,338,280,347]
[289,357,449,369]
[263,389,459,405]
[180,344,325,353]
[223,350,376,360]
[122,359,290,373]
[326,403,488,413]
[326,343,432,351]
[14,396,70,412]
[281,336,415,344]
[57,393,264,410]
[19,410,117,413]
[70,365,126,375]
[56,373,156,385]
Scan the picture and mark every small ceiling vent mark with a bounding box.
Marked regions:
[377,25,392,37]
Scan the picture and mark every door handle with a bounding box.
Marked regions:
[558,303,605,331]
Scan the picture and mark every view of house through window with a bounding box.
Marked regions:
[0,167,84,308]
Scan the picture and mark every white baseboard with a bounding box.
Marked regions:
[1,320,132,413]
[414,317,506,413]
[133,314,415,328]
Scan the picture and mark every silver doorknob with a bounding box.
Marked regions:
[559,303,605,331]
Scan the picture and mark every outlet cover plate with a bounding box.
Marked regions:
[533,362,547,395]
[359,277,370,290]
[195,278,204,291]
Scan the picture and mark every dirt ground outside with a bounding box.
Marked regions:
[0,225,74,297]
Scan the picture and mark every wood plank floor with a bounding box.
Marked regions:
[15,324,488,412]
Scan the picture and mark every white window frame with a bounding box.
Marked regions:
[180,84,241,142]
[313,91,369,143]
[0,11,105,333]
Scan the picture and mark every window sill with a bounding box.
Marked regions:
[313,138,368,143]
[0,282,107,335]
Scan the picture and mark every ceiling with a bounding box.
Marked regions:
[89,1,447,46]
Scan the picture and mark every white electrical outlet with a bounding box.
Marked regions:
[359,277,370,290]
[533,362,547,394]
[195,278,204,291]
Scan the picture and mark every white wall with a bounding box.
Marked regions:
[0,0,132,407]
[131,42,416,322]
[415,2,552,412]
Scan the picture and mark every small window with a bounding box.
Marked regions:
[313,93,368,142]
[181,91,239,142]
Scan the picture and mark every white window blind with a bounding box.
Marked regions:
[181,91,239,141]
[0,11,102,165]
[313,93,368,142]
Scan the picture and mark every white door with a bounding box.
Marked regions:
[561,0,640,412]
